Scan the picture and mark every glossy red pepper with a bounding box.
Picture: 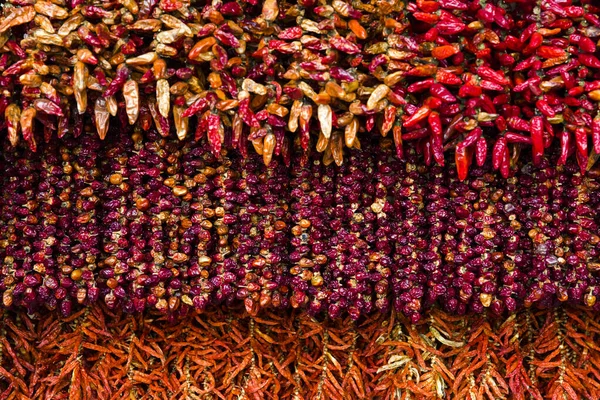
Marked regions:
[557,130,571,166]
[428,112,444,166]
[574,126,588,159]
[407,79,435,93]
[492,137,507,170]
[593,115,600,155]
[436,70,462,85]
[403,106,431,128]
[505,132,532,144]
[476,65,510,86]
[402,127,429,141]
[475,137,487,167]
[507,116,531,132]
[381,106,396,137]
[393,125,404,159]
[457,127,482,150]
[531,116,544,165]
[455,145,470,181]
[579,54,600,69]
[500,147,510,179]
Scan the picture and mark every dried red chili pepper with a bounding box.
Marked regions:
[500,146,510,178]
[428,112,444,166]
[531,116,544,165]
[593,114,600,155]
[430,83,457,102]
[505,132,532,145]
[403,105,431,128]
[492,137,507,170]
[574,126,588,160]
[475,137,487,166]
[455,145,471,181]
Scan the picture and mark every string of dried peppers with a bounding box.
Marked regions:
[0,0,598,177]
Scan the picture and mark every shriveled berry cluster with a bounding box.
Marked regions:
[2,133,600,322]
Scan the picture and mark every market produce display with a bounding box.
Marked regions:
[1,0,600,397]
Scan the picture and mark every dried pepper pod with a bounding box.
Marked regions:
[94,97,110,140]
[123,80,139,125]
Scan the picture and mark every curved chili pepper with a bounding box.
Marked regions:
[531,116,544,165]
[403,105,431,128]
[593,115,600,155]
[455,145,471,181]
[492,137,507,170]
[574,126,588,159]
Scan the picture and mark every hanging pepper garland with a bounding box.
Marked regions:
[2,305,600,399]
[2,135,600,321]
[0,0,600,177]
[2,0,600,397]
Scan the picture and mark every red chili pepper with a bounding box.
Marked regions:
[330,67,355,82]
[492,137,507,170]
[428,112,444,166]
[429,83,456,102]
[455,145,472,181]
[182,97,208,118]
[393,125,404,159]
[593,115,600,155]
[103,67,130,97]
[500,147,510,178]
[535,99,555,118]
[576,146,588,175]
[364,114,375,132]
[514,56,537,72]
[475,137,487,167]
[584,13,600,27]
[404,105,431,128]
[520,23,537,44]
[438,0,467,10]
[413,12,439,24]
[477,65,510,86]
[506,116,531,132]
[424,96,442,109]
[557,130,571,165]
[407,79,435,93]
[402,127,429,140]
[505,132,532,144]
[238,98,260,128]
[422,138,432,166]
[330,36,361,54]
[541,1,567,18]
[530,116,544,165]
[579,54,600,69]
[536,46,566,59]
[480,80,505,91]
[436,70,462,85]
[381,106,396,137]
[207,113,222,156]
[458,83,482,98]
[577,36,597,53]
[523,32,543,54]
[574,126,588,159]
[457,127,482,150]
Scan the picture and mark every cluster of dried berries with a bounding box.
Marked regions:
[1,0,600,178]
[2,133,600,322]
